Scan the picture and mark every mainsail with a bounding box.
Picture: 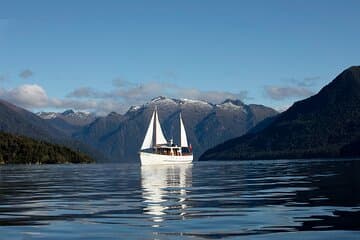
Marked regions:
[180,113,189,147]
[141,110,155,150]
[154,108,167,145]
[141,107,167,150]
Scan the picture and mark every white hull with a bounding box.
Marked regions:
[140,152,193,165]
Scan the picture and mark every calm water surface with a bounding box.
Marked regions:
[0,160,359,239]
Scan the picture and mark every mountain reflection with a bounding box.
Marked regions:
[141,164,192,227]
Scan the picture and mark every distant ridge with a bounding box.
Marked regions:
[0,99,106,162]
[37,109,97,126]
[200,66,360,160]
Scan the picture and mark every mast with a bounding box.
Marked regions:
[152,106,157,147]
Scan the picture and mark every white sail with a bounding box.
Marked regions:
[141,110,155,150]
[155,108,167,145]
[140,108,194,165]
[180,113,188,147]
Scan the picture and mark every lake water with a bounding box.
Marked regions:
[0,160,359,239]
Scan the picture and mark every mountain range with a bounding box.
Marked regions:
[200,66,360,160]
[1,96,277,163]
[71,97,277,161]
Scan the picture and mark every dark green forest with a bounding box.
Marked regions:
[0,131,94,164]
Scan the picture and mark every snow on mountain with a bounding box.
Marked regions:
[37,97,260,127]
[216,99,247,112]
[127,96,214,113]
[128,105,141,112]
[178,98,213,107]
[37,112,58,120]
[148,96,178,106]
[37,110,97,126]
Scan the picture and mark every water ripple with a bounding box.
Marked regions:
[0,160,359,239]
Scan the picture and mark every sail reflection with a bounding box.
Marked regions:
[141,164,193,226]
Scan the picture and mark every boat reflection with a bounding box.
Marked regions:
[141,164,193,227]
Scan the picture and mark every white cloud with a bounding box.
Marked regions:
[264,75,321,101]
[0,84,49,108]
[51,98,125,115]
[0,80,250,115]
[178,88,249,104]
[264,86,314,100]
[68,81,250,110]
[0,84,124,115]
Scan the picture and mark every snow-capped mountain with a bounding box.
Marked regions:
[73,96,278,162]
[128,96,213,113]
[37,109,97,126]
[33,97,277,162]
[216,99,246,110]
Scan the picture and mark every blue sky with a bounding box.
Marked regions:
[0,0,359,114]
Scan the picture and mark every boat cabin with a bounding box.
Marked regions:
[152,144,192,156]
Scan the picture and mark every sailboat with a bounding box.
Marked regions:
[139,107,193,165]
